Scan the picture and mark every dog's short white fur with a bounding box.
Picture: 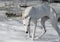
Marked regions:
[20,3,60,40]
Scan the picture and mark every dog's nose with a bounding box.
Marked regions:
[26,31,28,33]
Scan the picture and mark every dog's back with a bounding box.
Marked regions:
[24,4,50,20]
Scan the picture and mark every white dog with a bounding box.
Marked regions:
[20,3,60,40]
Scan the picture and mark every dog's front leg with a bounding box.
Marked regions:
[32,20,37,40]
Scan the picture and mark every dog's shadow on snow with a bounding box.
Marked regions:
[34,34,58,42]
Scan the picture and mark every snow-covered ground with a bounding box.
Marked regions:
[0,11,60,42]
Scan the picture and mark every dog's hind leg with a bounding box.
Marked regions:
[50,10,60,41]
[40,16,49,38]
